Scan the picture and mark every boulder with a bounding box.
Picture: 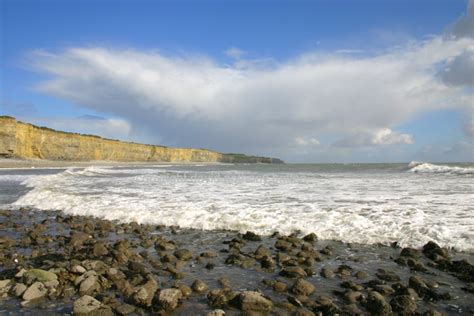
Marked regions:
[24,269,57,284]
[73,295,113,316]
[12,283,27,297]
[291,278,315,296]
[79,275,100,296]
[366,291,392,316]
[22,282,47,301]
[174,249,193,261]
[71,265,87,274]
[191,279,208,293]
[131,277,158,307]
[390,295,417,313]
[243,231,262,241]
[235,291,273,312]
[158,288,182,310]
[0,279,12,298]
[280,267,307,278]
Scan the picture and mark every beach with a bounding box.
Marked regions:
[0,162,473,315]
[0,208,472,315]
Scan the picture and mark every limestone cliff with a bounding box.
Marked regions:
[0,116,283,163]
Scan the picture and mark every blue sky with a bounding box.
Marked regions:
[1,0,473,162]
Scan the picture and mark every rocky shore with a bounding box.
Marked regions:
[0,208,472,315]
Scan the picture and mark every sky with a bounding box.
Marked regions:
[1,0,473,163]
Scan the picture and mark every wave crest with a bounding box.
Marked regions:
[408,161,474,175]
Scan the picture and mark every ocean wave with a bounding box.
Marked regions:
[11,165,474,252]
[408,161,474,175]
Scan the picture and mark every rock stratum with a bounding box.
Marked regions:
[0,116,283,163]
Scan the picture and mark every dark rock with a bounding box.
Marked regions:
[280,267,307,278]
[354,271,369,279]
[366,291,392,315]
[254,245,272,258]
[422,241,449,260]
[207,288,237,308]
[273,281,288,292]
[200,251,217,258]
[243,231,262,241]
[92,242,109,257]
[114,303,136,315]
[129,261,151,276]
[376,269,401,282]
[448,259,474,282]
[275,239,293,252]
[400,247,421,258]
[409,276,450,301]
[320,267,335,279]
[290,278,315,296]
[261,256,276,270]
[174,249,193,261]
[70,232,91,248]
[155,239,176,251]
[302,233,317,242]
[390,295,417,313]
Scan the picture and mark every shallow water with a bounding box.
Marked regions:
[1,162,473,251]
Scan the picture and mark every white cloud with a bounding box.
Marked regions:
[225,47,245,59]
[28,30,473,160]
[334,128,414,147]
[294,137,320,147]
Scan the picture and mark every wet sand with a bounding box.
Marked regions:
[0,158,223,169]
[0,208,473,315]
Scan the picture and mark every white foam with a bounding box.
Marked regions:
[11,165,474,252]
[408,161,474,175]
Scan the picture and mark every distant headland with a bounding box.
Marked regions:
[0,116,283,164]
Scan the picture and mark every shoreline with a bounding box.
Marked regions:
[0,208,472,315]
[0,158,226,169]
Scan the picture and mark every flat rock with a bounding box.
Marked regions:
[73,295,113,316]
[22,282,47,301]
[236,291,273,312]
[24,269,58,284]
[280,267,307,278]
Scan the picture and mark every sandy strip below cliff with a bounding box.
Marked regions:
[0,158,224,169]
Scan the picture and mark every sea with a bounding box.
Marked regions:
[0,162,473,252]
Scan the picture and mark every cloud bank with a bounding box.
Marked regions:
[28,5,474,161]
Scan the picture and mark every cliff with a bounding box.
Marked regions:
[0,116,283,163]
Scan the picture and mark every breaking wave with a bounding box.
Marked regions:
[408,161,474,175]
[9,165,474,252]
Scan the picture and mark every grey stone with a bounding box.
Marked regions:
[291,278,315,296]
[22,282,47,301]
[236,291,273,312]
[158,288,182,310]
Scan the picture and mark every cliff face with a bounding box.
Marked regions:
[0,117,222,162]
[0,117,283,163]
